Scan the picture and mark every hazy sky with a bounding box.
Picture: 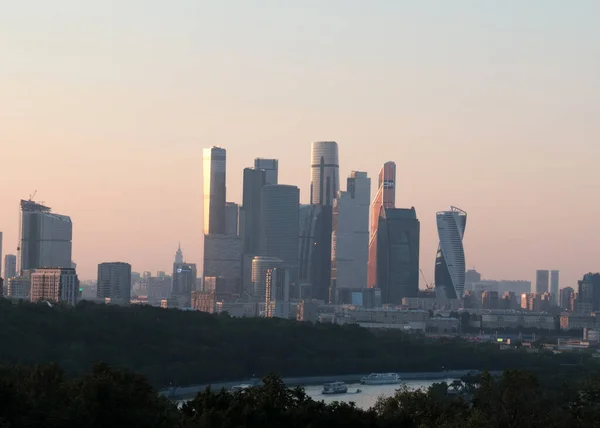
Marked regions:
[1,1,599,287]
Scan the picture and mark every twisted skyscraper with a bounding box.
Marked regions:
[435,206,467,299]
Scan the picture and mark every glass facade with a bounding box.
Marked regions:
[203,147,226,235]
[435,207,467,299]
[310,141,339,206]
[376,207,420,304]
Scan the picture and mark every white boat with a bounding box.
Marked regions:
[360,373,402,385]
[230,384,252,393]
[322,381,348,394]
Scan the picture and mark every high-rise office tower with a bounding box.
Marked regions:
[30,267,79,305]
[578,273,600,312]
[550,270,559,303]
[203,146,243,293]
[240,167,267,295]
[435,206,467,299]
[241,168,266,254]
[172,263,198,307]
[4,254,17,280]
[367,162,396,288]
[18,199,72,274]
[375,207,420,304]
[225,202,239,235]
[259,185,300,278]
[97,262,132,304]
[535,270,550,294]
[252,256,283,300]
[560,286,574,312]
[254,158,278,186]
[265,267,291,318]
[203,147,226,235]
[331,171,370,294]
[310,141,339,206]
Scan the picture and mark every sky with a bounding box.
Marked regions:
[1,1,599,286]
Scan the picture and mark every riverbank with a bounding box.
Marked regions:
[161,369,496,400]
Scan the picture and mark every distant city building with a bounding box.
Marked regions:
[172,263,197,308]
[254,158,278,185]
[465,279,531,296]
[4,254,17,280]
[0,231,3,280]
[265,267,291,318]
[550,270,559,304]
[18,199,72,274]
[465,269,481,284]
[578,273,600,312]
[535,270,550,294]
[375,207,420,304]
[174,243,183,264]
[331,171,370,293]
[203,146,226,235]
[203,235,242,293]
[6,275,30,299]
[435,206,467,299]
[560,287,575,312]
[310,141,339,206]
[147,275,172,304]
[252,256,283,300]
[368,162,396,289]
[259,185,300,278]
[482,290,499,309]
[97,262,132,304]
[298,204,318,287]
[30,268,79,305]
[225,202,239,235]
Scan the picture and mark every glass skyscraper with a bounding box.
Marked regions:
[435,206,467,299]
[310,141,339,206]
[19,199,72,274]
[202,147,226,235]
[375,207,420,304]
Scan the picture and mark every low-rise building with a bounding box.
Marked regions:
[560,313,596,331]
[481,312,556,330]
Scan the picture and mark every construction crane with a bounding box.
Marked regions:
[419,269,434,291]
[29,190,37,201]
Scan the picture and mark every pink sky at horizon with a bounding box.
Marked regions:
[1,1,599,287]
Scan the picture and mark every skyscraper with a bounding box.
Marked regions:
[550,270,559,303]
[30,268,79,305]
[298,204,319,285]
[252,256,283,300]
[368,162,396,288]
[310,141,339,206]
[97,262,132,304]
[578,273,600,312]
[254,158,278,185]
[172,263,198,307]
[435,206,467,299]
[265,267,291,318]
[331,171,370,293]
[18,199,72,274]
[203,146,243,293]
[375,207,420,304]
[4,254,17,280]
[259,185,300,277]
[536,270,550,294]
[240,167,267,295]
[225,202,239,235]
[203,147,226,235]
[241,168,266,254]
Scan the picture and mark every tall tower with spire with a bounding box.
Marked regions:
[174,242,183,264]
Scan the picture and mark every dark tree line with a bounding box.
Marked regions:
[3,365,600,427]
[0,299,593,388]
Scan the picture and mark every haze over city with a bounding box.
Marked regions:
[2,1,599,286]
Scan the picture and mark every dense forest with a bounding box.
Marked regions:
[0,299,594,388]
[2,365,600,427]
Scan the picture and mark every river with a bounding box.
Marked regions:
[303,378,458,409]
[178,378,458,410]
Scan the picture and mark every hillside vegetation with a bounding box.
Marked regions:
[0,299,591,388]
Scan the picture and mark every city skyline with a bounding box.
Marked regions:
[2,2,599,286]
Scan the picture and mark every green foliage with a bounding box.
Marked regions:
[0,300,593,388]
[2,364,600,427]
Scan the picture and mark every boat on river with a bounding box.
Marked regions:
[360,373,402,385]
[322,382,348,394]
